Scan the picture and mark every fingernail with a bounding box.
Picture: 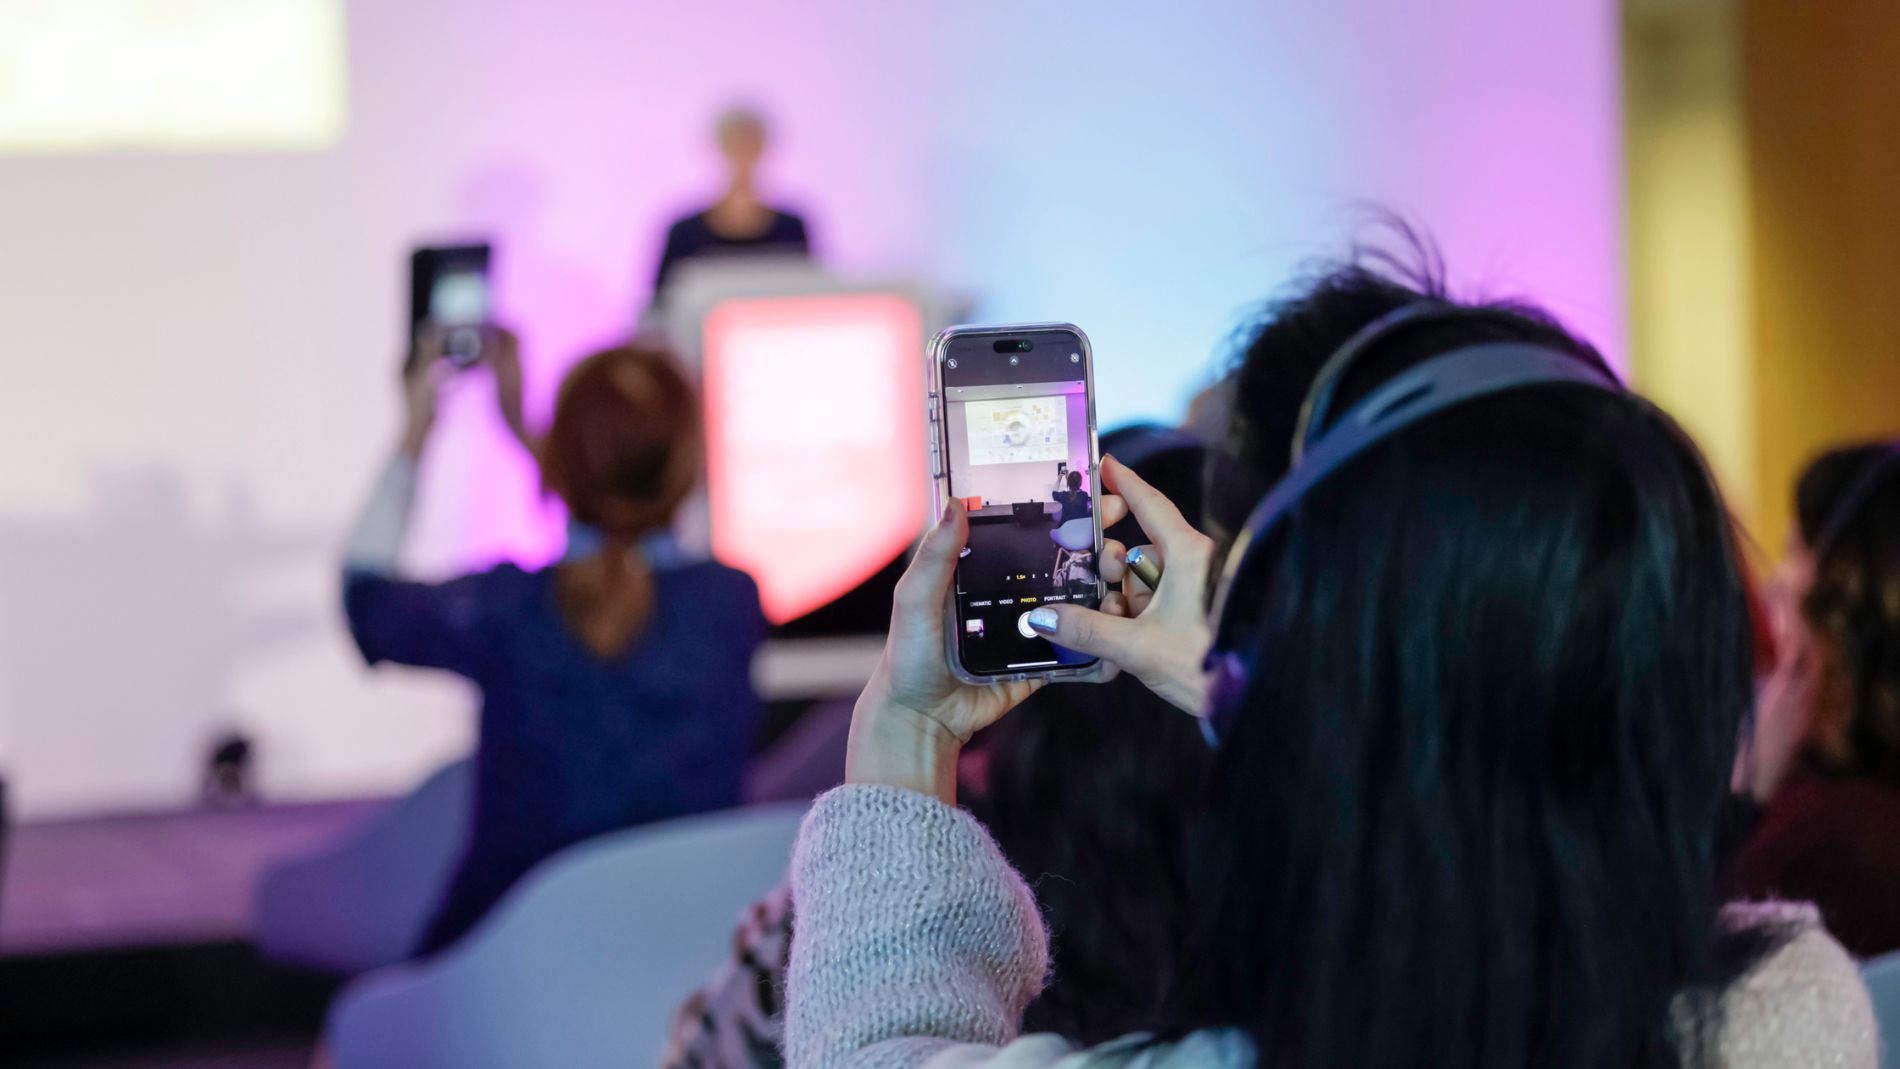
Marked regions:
[1027,607,1059,634]
[940,500,956,525]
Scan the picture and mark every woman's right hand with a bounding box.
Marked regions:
[847,500,1049,804]
[1025,455,1217,716]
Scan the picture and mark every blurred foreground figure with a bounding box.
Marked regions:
[1738,441,1900,957]
[343,331,764,954]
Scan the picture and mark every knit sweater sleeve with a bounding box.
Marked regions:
[785,784,1057,1069]
[1714,902,1877,1069]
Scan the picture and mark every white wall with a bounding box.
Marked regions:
[0,0,1622,816]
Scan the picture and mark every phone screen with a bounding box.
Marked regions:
[938,328,1101,678]
[429,268,489,326]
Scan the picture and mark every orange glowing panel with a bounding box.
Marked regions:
[702,293,926,624]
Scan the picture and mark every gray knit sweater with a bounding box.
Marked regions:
[785,784,1877,1069]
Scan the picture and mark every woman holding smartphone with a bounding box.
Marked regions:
[343,330,764,955]
[782,268,1874,1069]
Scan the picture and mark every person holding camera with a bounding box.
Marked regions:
[1051,469,1092,525]
[343,329,765,954]
[781,262,1874,1069]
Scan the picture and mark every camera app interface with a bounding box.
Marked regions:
[941,333,1100,677]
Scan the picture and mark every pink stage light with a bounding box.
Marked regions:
[702,293,926,624]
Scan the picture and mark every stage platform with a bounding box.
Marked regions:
[0,646,871,1065]
[2,801,382,1067]
[4,800,381,957]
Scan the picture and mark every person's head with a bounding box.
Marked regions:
[540,345,700,655]
[1788,441,1900,781]
[1066,469,1084,492]
[542,345,700,540]
[714,105,769,180]
[1205,232,1612,544]
[1181,259,1753,1068]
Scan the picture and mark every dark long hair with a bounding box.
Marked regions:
[974,676,1211,1044]
[1794,442,1900,783]
[1208,227,1610,544]
[1175,256,1762,1069]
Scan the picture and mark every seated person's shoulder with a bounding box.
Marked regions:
[691,558,758,589]
[665,211,711,241]
[1713,901,1877,1067]
[480,560,541,593]
[456,561,551,616]
[677,560,765,610]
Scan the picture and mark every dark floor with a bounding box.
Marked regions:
[16,1041,313,1069]
[964,513,1066,587]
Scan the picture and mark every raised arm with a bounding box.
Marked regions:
[344,353,438,576]
[783,503,1081,1069]
[785,785,1055,1069]
[340,346,492,676]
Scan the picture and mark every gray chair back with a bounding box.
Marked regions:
[254,757,473,973]
[325,801,806,1069]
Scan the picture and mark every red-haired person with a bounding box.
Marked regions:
[343,331,764,954]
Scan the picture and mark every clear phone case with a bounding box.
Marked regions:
[926,323,1107,686]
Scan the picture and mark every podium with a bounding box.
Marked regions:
[661,261,955,699]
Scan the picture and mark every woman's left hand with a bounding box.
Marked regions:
[848,495,1125,804]
[488,327,535,455]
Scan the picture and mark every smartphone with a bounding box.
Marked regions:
[407,243,492,369]
[928,323,1103,684]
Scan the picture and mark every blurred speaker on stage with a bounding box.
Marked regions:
[650,106,812,315]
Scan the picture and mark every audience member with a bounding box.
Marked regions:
[1052,470,1092,525]
[783,260,1876,1069]
[659,443,1211,1068]
[652,106,811,304]
[1735,441,1900,957]
[343,330,765,954]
